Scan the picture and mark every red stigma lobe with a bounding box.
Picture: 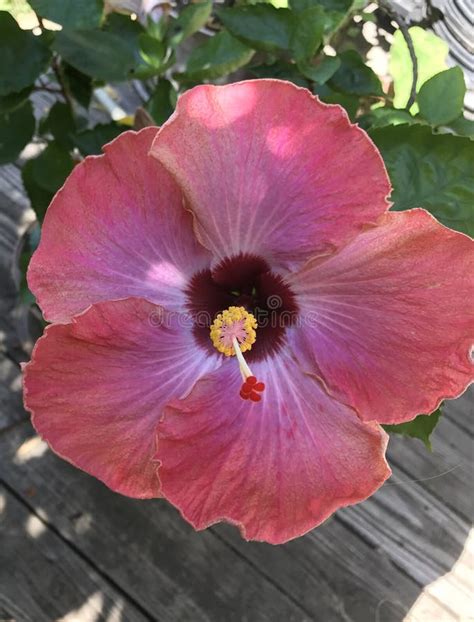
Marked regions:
[239,376,265,402]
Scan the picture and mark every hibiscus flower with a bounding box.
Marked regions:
[23,80,473,544]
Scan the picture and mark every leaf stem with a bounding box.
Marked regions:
[33,9,74,108]
[397,19,418,109]
[52,56,74,108]
[379,3,418,109]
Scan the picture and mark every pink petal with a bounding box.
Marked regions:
[288,209,474,425]
[23,297,220,498]
[157,351,390,544]
[150,80,391,270]
[29,128,211,323]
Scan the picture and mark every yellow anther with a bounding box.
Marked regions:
[210,306,257,356]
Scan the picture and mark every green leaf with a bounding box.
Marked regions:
[22,159,54,221]
[53,29,137,82]
[104,12,166,79]
[383,408,442,450]
[139,33,166,68]
[291,6,325,60]
[329,49,382,96]
[104,11,144,47]
[289,0,313,8]
[145,80,175,125]
[39,102,77,150]
[389,27,448,111]
[314,82,359,118]
[290,0,352,11]
[73,122,123,156]
[298,54,340,83]
[28,0,104,29]
[447,115,474,138]
[0,12,51,96]
[322,91,358,119]
[168,0,212,47]
[371,124,474,236]
[357,107,419,130]
[290,0,351,34]
[179,31,254,81]
[250,60,310,87]
[318,0,352,9]
[22,142,74,219]
[218,4,326,58]
[134,52,176,80]
[0,86,32,114]
[217,5,293,52]
[417,67,466,127]
[31,142,74,194]
[0,99,35,164]
[145,14,168,42]
[62,63,93,109]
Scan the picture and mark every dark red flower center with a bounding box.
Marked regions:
[185,253,299,361]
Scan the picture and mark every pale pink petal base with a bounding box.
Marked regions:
[288,209,474,425]
[151,80,391,270]
[23,298,220,498]
[157,351,390,544]
[29,128,211,323]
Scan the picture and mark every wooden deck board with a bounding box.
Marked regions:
[0,164,33,320]
[387,397,473,522]
[0,420,453,622]
[443,387,474,438]
[0,423,312,622]
[0,484,150,622]
[338,464,470,584]
[0,355,27,432]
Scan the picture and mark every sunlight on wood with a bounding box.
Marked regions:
[59,591,104,622]
[25,513,46,538]
[14,434,48,464]
[406,527,474,621]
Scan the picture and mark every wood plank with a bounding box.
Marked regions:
[0,162,36,364]
[1,422,458,622]
[338,461,471,614]
[443,385,473,437]
[0,484,149,622]
[213,517,425,622]
[0,161,35,431]
[0,422,308,622]
[0,164,34,314]
[0,354,27,432]
[410,527,474,622]
[387,413,473,521]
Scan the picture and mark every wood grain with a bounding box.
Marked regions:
[0,420,466,622]
[0,484,150,622]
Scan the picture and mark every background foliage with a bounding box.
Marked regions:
[0,0,472,446]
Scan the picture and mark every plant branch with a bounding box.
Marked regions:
[368,92,394,104]
[33,10,75,107]
[52,56,74,108]
[397,19,418,109]
[379,2,418,109]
